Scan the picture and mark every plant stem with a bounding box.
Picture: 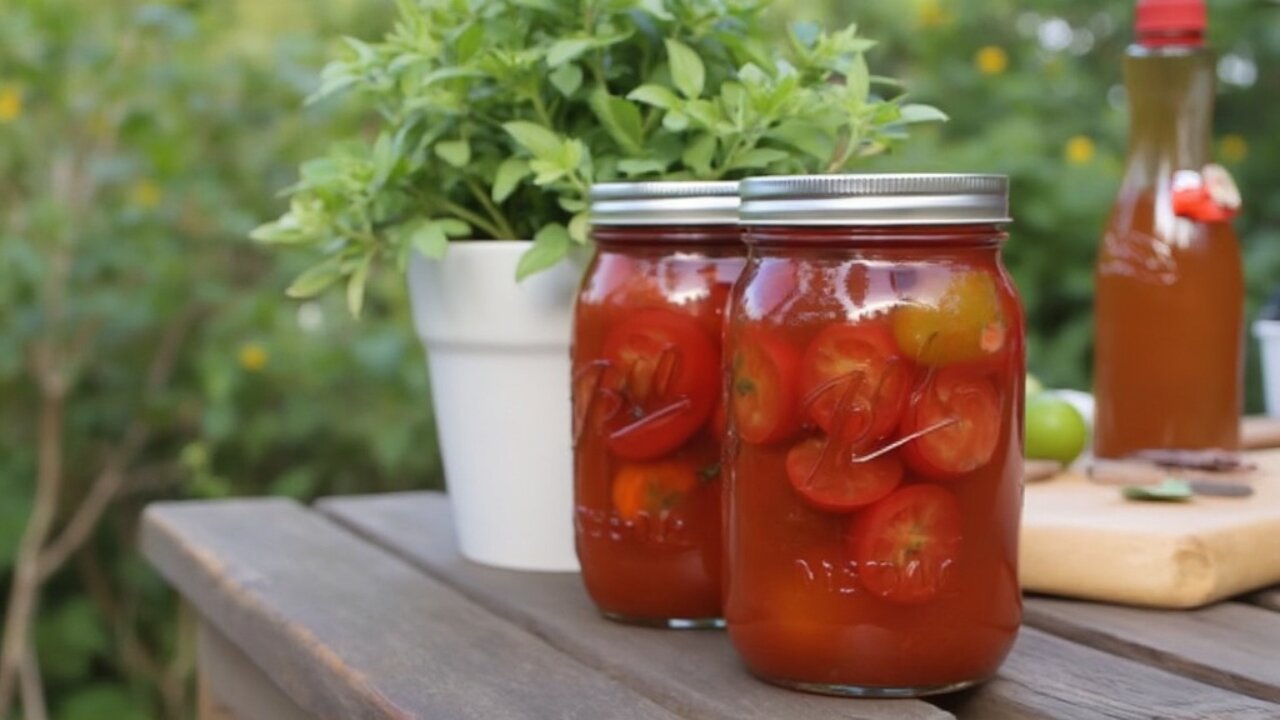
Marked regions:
[435,197,505,239]
[0,351,65,718]
[464,178,519,238]
[18,639,46,720]
[532,93,554,128]
[414,187,506,239]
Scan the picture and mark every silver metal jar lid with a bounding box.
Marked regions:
[738,174,1011,226]
[589,181,740,226]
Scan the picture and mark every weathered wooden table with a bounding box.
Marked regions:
[141,492,1280,720]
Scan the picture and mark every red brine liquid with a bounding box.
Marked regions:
[725,225,1024,693]
[573,224,744,625]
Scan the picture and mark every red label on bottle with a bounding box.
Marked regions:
[1171,164,1241,223]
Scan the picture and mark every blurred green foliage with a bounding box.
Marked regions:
[2,0,1277,717]
[0,0,437,716]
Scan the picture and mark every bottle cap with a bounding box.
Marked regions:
[1136,0,1206,44]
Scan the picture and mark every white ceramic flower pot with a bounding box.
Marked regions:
[408,241,581,571]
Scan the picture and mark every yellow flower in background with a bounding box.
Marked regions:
[917,0,950,29]
[1219,134,1248,164]
[0,83,23,123]
[975,46,1009,76]
[238,343,269,372]
[1064,136,1096,165]
[130,180,163,209]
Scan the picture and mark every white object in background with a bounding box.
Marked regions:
[1254,320,1280,417]
[408,241,582,572]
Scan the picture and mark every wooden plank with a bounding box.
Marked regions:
[1246,585,1280,612]
[198,622,316,720]
[319,492,952,720]
[142,498,676,720]
[1024,596,1280,702]
[940,627,1280,719]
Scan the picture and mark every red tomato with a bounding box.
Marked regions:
[900,367,1002,479]
[730,333,801,445]
[601,310,718,459]
[612,460,698,521]
[849,484,963,605]
[799,322,912,447]
[785,437,903,513]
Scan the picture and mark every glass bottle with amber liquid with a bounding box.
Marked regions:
[1094,0,1244,458]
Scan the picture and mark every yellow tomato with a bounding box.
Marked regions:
[892,270,1006,365]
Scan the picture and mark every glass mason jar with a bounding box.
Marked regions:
[724,175,1024,695]
[573,182,745,627]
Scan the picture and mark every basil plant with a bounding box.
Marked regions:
[252,0,945,314]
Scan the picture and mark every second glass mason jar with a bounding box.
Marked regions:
[573,182,744,627]
[725,175,1024,695]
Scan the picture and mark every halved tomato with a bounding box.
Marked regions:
[731,333,801,445]
[612,460,698,521]
[785,437,903,513]
[601,310,718,460]
[900,367,1002,479]
[892,269,1008,366]
[799,322,912,447]
[849,484,962,605]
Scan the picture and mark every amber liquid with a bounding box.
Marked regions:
[1093,46,1243,458]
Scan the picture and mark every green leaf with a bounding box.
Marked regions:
[1123,479,1194,502]
[492,158,531,202]
[434,139,471,168]
[728,147,789,170]
[899,104,950,124]
[547,38,596,68]
[549,63,584,97]
[504,121,562,159]
[636,0,674,21]
[456,23,485,62]
[665,39,705,99]
[558,196,588,212]
[298,157,343,188]
[662,110,690,132]
[769,121,834,161]
[843,51,870,103]
[589,89,645,155]
[530,159,568,185]
[627,84,681,110]
[347,254,372,317]
[517,224,571,280]
[370,131,398,191]
[407,220,450,259]
[682,133,717,175]
[286,258,343,299]
[617,158,668,176]
[568,212,590,244]
[439,219,471,237]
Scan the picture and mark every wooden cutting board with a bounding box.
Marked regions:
[1020,447,1280,609]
